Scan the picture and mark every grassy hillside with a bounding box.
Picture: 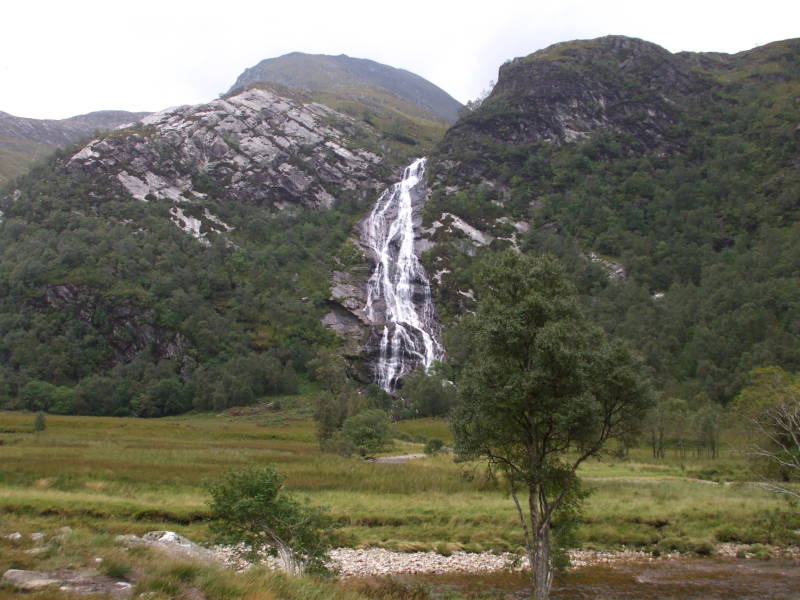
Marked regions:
[230,52,462,123]
[0,111,148,186]
[228,53,459,159]
[0,136,52,186]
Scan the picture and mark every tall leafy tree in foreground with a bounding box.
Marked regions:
[452,252,651,600]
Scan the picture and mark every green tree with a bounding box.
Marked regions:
[206,466,337,575]
[452,252,651,600]
[692,394,722,459]
[49,386,76,415]
[310,347,353,445]
[341,409,392,457]
[645,396,667,459]
[19,380,57,411]
[401,363,457,417]
[733,367,800,497]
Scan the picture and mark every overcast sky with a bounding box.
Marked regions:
[2,0,798,119]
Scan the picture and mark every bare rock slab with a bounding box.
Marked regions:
[2,569,61,590]
[2,568,133,598]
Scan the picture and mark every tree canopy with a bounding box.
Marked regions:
[452,251,651,599]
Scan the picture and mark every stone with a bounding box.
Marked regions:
[2,569,60,590]
[116,530,219,563]
[30,532,45,542]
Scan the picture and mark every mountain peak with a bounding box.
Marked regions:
[228,52,462,124]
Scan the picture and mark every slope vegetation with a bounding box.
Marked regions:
[229,52,461,155]
[426,36,800,403]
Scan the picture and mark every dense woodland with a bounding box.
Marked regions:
[0,151,375,416]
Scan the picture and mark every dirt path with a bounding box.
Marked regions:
[370,453,426,464]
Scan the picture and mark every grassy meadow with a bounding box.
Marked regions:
[2,401,799,598]
[1,402,798,559]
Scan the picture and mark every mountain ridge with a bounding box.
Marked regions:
[0,109,150,185]
[229,52,462,124]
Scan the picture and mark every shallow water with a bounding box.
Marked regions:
[414,558,800,599]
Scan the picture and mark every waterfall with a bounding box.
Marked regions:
[363,157,443,391]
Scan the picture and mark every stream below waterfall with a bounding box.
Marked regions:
[407,557,800,599]
[363,157,442,391]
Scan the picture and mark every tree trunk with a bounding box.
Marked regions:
[276,542,302,575]
[527,485,553,599]
[531,523,553,599]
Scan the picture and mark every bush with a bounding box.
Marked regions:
[424,438,444,455]
[400,365,457,418]
[20,381,57,411]
[33,411,46,432]
[206,466,337,575]
[341,409,392,457]
[320,431,357,457]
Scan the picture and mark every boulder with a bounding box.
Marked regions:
[116,530,219,563]
[2,569,60,590]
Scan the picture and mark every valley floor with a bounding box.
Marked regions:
[1,404,798,598]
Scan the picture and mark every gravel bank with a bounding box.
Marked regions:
[214,546,670,577]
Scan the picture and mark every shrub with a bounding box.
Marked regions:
[206,466,337,575]
[424,438,444,455]
[33,411,46,432]
[341,409,392,457]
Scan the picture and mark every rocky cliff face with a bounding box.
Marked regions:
[41,284,188,366]
[68,87,388,216]
[436,36,714,184]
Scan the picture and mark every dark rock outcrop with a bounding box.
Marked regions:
[41,284,188,366]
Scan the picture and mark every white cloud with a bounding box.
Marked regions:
[2,0,798,118]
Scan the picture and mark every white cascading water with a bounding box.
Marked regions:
[364,157,443,391]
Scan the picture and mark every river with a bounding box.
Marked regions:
[410,557,800,599]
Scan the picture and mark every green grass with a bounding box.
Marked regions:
[1,409,797,559]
